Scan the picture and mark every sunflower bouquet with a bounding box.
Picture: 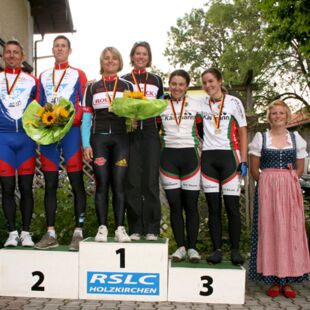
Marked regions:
[22,98,75,145]
[110,90,168,132]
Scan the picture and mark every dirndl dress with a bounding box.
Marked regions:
[249,132,310,284]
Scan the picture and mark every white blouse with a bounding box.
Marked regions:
[248,130,308,159]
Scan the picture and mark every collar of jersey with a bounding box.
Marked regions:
[102,75,118,81]
[133,69,146,75]
[5,67,22,74]
[54,62,69,70]
[171,95,185,103]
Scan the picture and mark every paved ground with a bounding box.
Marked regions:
[0,279,309,309]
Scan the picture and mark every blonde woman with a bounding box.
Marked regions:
[249,100,310,298]
[81,47,133,242]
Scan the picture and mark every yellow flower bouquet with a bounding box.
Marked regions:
[110,91,168,132]
[22,98,75,145]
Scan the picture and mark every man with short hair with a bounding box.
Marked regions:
[0,40,39,247]
[35,35,87,251]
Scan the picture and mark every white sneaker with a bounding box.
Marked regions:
[187,248,201,263]
[115,226,131,242]
[4,231,19,247]
[130,233,141,241]
[145,233,158,241]
[95,225,108,242]
[171,246,186,262]
[20,231,34,247]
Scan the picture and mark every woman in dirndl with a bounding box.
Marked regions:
[249,99,310,298]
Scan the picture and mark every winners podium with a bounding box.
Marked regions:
[79,237,168,301]
[0,239,246,304]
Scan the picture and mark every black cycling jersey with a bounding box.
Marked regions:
[122,71,164,130]
[85,78,133,134]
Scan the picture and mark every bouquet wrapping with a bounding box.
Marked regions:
[22,98,75,145]
[110,91,168,120]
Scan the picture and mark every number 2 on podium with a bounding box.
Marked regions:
[31,271,45,291]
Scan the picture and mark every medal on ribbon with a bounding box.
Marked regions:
[52,66,68,103]
[169,97,186,129]
[209,95,225,135]
[103,77,119,104]
[131,71,148,96]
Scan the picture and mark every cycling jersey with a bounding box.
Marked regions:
[39,62,87,126]
[0,67,39,132]
[82,76,133,136]
[200,94,247,151]
[122,70,163,130]
[40,62,87,171]
[160,95,202,148]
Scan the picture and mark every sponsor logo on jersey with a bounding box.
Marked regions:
[87,271,160,295]
[115,158,128,167]
[94,157,107,166]
[94,97,109,105]
[202,113,230,121]
[145,90,157,98]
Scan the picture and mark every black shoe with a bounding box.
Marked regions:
[231,249,244,265]
[206,249,222,264]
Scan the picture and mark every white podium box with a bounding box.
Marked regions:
[79,237,168,301]
[168,260,246,304]
[0,246,79,299]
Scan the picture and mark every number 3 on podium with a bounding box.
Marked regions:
[199,275,213,296]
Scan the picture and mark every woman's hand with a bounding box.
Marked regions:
[83,147,93,162]
[250,155,260,181]
[237,162,248,177]
[131,119,138,130]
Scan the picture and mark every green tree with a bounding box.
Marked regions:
[165,0,273,86]
[258,0,310,106]
[164,0,309,109]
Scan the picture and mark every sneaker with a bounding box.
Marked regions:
[207,249,222,264]
[171,246,186,262]
[145,233,158,241]
[20,231,34,247]
[4,231,19,247]
[69,234,83,251]
[130,233,141,241]
[35,232,59,250]
[187,248,201,263]
[95,225,108,242]
[231,249,244,265]
[115,226,131,242]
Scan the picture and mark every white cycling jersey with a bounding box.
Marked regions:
[200,94,247,151]
[160,95,202,148]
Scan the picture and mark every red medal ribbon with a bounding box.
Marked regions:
[53,65,69,93]
[169,96,186,126]
[209,95,225,130]
[5,70,22,95]
[102,76,119,104]
[131,71,148,96]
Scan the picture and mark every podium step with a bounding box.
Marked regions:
[168,260,246,304]
[0,246,79,298]
[79,237,168,301]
